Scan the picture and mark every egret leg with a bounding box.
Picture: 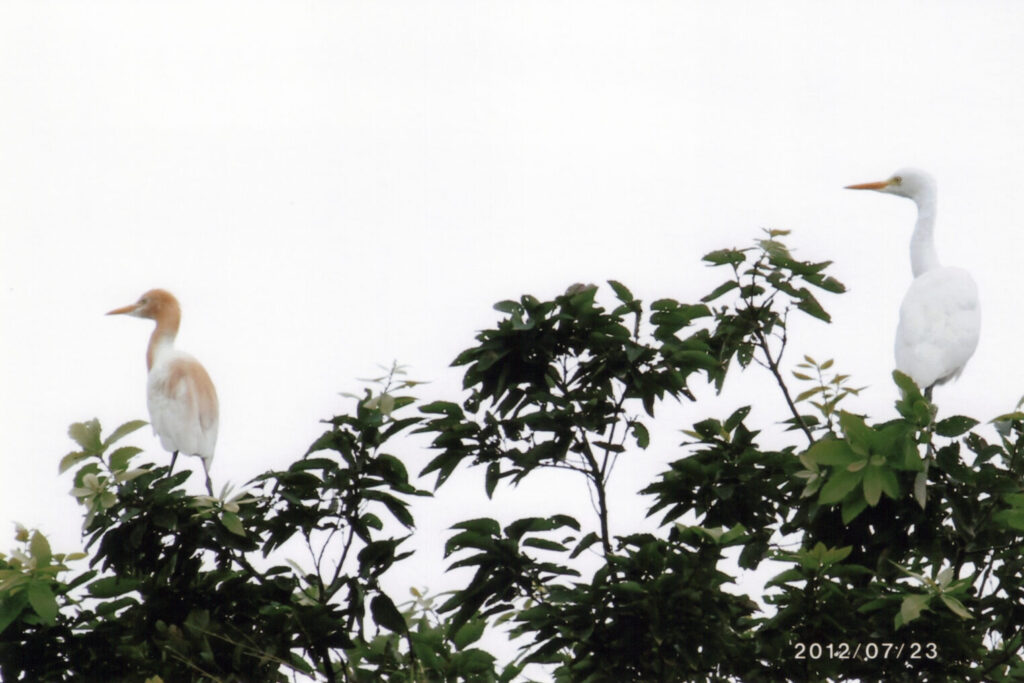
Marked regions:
[203,460,213,496]
[169,451,179,474]
[923,385,936,459]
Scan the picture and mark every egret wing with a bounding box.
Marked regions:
[147,353,219,463]
[895,266,980,388]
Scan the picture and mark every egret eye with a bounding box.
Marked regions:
[893,176,903,184]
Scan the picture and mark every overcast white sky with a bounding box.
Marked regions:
[3,0,1024,670]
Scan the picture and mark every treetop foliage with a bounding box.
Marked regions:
[2,230,1024,681]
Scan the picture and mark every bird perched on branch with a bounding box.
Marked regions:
[846,168,980,399]
[107,289,218,492]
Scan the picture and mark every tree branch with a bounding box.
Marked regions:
[577,431,614,560]
[752,324,814,446]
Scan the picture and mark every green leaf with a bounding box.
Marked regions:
[452,648,497,674]
[58,452,90,475]
[363,490,415,529]
[936,567,954,587]
[899,593,930,627]
[841,496,868,524]
[607,280,634,303]
[114,468,147,483]
[766,568,805,587]
[878,466,900,500]
[823,545,852,564]
[940,595,973,620]
[700,280,739,303]
[29,531,52,567]
[805,439,857,467]
[863,466,884,506]
[0,592,28,634]
[452,619,486,650]
[108,446,143,472]
[838,412,873,454]
[819,467,863,505]
[451,518,500,537]
[702,249,747,266]
[358,539,400,576]
[914,470,928,509]
[95,596,137,617]
[485,462,501,499]
[498,662,526,683]
[611,580,646,596]
[796,290,831,322]
[370,593,407,633]
[88,576,142,598]
[418,400,464,416]
[630,422,650,449]
[492,300,522,315]
[26,581,58,624]
[816,275,846,293]
[720,523,749,545]
[510,314,533,331]
[893,370,923,402]
[992,509,1024,531]
[505,515,579,539]
[221,511,245,536]
[570,532,601,559]
[521,538,567,552]
[68,420,103,454]
[800,476,823,499]
[795,386,826,402]
[103,420,148,447]
[724,406,750,432]
[935,416,979,438]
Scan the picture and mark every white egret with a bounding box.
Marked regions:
[107,289,219,491]
[846,169,980,399]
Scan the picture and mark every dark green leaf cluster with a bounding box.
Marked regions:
[643,406,798,569]
[510,527,760,682]
[415,232,852,680]
[419,282,718,494]
[0,368,438,682]
[700,230,844,393]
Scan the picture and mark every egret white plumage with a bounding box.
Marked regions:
[846,169,980,398]
[107,289,219,492]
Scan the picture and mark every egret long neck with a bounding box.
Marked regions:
[910,190,940,278]
[146,308,181,370]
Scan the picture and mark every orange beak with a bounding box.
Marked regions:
[845,180,891,191]
[106,303,140,316]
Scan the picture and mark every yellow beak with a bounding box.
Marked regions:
[106,303,140,316]
[844,180,891,191]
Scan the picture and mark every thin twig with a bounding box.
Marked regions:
[753,325,815,445]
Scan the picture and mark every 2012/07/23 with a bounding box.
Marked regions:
[794,642,938,660]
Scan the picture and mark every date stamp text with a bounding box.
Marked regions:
[794,641,938,661]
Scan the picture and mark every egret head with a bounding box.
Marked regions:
[846,168,936,202]
[107,289,180,320]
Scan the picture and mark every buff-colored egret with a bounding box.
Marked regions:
[846,169,980,399]
[107,289,219,491]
